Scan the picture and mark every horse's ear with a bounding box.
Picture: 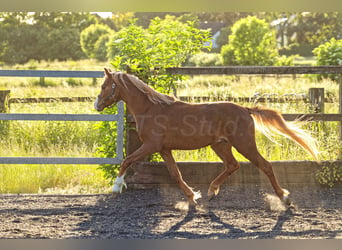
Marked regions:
[104,68,112,78]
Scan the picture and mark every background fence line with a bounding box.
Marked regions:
[0,66,342,166]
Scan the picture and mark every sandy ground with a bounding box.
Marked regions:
[0,185,341,239]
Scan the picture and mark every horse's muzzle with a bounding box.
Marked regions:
[94,97,103,111]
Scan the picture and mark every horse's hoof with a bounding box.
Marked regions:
[207,192,215,201]
[188,191,202,205]
[207,187,219,201]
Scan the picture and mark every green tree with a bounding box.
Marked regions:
[33,12,96,31]
[0,24,46,64]
[93,33,113,61]
[0,12,95,64]
[80,24,113,59]
[313,38,342,81]
[221,16,279,66]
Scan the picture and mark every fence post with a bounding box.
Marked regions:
[125,112,151,161]
[40,77,45,86]
[0,90,10,135]
[0,90,10,113]
[309,88,324,113]
[126,112,142,154]
[339,74,342,142]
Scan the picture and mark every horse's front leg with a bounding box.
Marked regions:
[160,150,201,205]
[112,143,157,193]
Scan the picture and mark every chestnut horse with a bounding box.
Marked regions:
[95,68,319,206]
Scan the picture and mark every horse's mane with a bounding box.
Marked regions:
[113,72,176,105]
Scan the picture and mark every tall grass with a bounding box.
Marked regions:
[0,82,110,193]
[0,60,341,193]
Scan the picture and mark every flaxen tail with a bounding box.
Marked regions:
[247,106,319,161]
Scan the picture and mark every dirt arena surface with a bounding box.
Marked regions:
[0,185,341,239]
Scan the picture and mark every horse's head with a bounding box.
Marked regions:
[94,68,121,111]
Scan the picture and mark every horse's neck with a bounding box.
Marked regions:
[120,84,154,117]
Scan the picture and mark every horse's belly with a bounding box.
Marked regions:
[162,133,215,150]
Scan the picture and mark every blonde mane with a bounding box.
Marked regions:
[112,72,176,105]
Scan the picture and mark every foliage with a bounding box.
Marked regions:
[187,52,223,66]
[274,55,296,66]
[46,28,85,61]
[110,12,135,31]
[313,38,342,81]
[316,162,342,187]
[291,12,342,47]
[93,106,121,182]
[93,33,113,61]
[221,16,279,66]
[109,16,211,93]
[80,24,114,59]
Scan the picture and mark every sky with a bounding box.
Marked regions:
[90,12,112,18]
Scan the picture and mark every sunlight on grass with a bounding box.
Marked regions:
[0,165,111,194]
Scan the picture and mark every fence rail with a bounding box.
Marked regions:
[9,95,337,105]
[166,65,342,75]
[9,97,95,104]
[0,70,103,78]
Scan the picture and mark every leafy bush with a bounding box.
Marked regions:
[187,52,223,66]
[221,16,279,66]
[80,24,113,59]
[109,16,211,93]
[274,55,296,66]
[313,38,342,81]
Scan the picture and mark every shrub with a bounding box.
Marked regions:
[313,38,342,81]
[221,16,279,66]
[109,16,211,93]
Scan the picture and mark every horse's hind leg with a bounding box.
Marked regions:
[160,150,201,205]
[235,143,291,206]
[208,142,240,200]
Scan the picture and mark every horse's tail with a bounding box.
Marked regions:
[247,106,319,161]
